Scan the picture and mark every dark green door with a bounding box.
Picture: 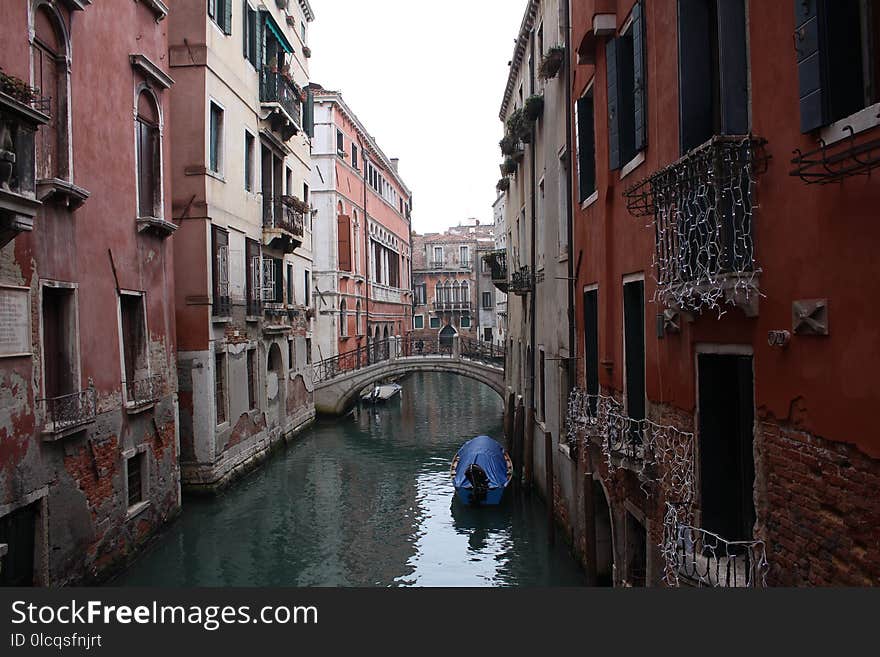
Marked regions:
[0,503,38,586]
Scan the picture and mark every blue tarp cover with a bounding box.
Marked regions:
[453,436,508,490]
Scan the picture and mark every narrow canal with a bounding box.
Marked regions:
[113,372,586,586]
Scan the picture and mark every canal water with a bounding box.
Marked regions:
[113,372,586,587]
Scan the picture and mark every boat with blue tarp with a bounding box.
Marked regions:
[450,436,513,506]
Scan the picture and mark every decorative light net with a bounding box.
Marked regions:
[624,135,769,316]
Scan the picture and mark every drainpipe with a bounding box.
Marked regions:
[359,136,371,360]
[525,33,538,491]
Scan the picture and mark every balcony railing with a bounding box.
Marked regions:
[259,68,302,130]
[124,374,163,407]
[662,504,769,588]
[38,387,97,434]
[623,135,769,315]
[312,338,391,384]
[399,335,453,358]
[432,300,471,312]
[482,250,508,294]
[459,337,505,367]
[263,196,305,236]
[428,259,446,269]
[509,265,534,296]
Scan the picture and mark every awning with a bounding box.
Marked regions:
[263,12,294,54]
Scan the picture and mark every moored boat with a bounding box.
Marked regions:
[450,435,513,506]
[360,382,403,404]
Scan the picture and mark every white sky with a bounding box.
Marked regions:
[308,0,526,234]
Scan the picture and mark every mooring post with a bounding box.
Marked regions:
[523,407,535,490]
[545,431,555,546]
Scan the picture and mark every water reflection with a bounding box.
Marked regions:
[112,372,585,587]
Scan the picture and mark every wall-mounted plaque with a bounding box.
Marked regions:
[0,286,31,357]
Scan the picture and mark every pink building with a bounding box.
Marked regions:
[310,85,413,363]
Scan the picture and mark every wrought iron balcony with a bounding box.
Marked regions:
[623,135,769,316]
[263,195,305,253]
[38,387,97,436]
[432,300,471,312]
[482,250,508,293]
[791,128,880,185]
[509,265,534,296]
[428,259,446,270]
[124,374,163,408]
[662,504,769,588]
[0,82,50,248]
[260,68,302,140]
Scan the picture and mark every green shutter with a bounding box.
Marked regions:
[632,0,647,153]
[274,258,283,303]
[794,0,827,132]
[678,0,714,153]
[223,0,233,35]
[242,1,248,57]
[304,88,314,137]
[606,37,621,170]
[717,0,749,135]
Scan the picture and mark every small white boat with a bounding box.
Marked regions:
[360,383,403,404]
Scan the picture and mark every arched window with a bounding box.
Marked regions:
[460,281,469,306]
[355,300,361,336]
[33,3,70,181]
[136,90,162,219]
[451,281,460,303]
[339,299,347,337]
[435,281,443,305]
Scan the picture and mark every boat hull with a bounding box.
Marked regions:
[451,436,513,507]
[454,485,506,506]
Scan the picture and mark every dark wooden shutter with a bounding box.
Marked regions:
[717,0,749,135]
[577,93,596,202]
[794,0,827,132]
[273,258,283,303]
[242,0,248,58]
[337,214,352,272]
[223,0,233,35]
[304,88,315,137]
[583,289,599,415]
[632,0,648,153]
[606,37,621,170]
[623,280,645,425]
[678,0,714,152]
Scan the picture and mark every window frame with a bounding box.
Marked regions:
[244,129,255,192]
[208,100,225,177]
[117,290,150,407]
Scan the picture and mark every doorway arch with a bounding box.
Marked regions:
[439,324,456,349]
[593,479,615,587]
[267,343,285,428]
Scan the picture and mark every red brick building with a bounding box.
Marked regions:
[411,222,495,346]
[0,0,179,585]
[566,0,880,586]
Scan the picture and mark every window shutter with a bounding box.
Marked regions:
[223,0,233,35]
[678,0,714,153]
[794,0,827,132]
[274,258,283,303]
[577,94,596,202]
[606,37,621,170]
[632,0,647,153]
[304,88,315,137]
[242,0,248,58]
[337,214,352,272]
[717,0,749,135]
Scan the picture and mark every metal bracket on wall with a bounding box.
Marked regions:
[792,299,829,336]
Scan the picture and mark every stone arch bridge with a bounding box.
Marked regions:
[313,336,505,415]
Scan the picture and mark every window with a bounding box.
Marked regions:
[244,131,255,191]
[120,293,148,390]
[126,452,144,508]
[339,299,348,337]
[623,279,645,426]
[583,287,600,414]
[460,245,469,266]
[539,349,546,422]
[414,284,426,306]
[356,301,362,335]
[33,5,69,182]
[678,0,748,152]
[301,20,307,43]
[429,316,441,329]
[212,227,230,316]
[286,167,293,195]
[460,281,469,305]
[351,143,359,169]
[41,286,77,401]
[209,102,224,174]
[287,263,294,304]
[243,3,258,65]
[303,183,311,230]
[337,129,345,154]
[414,315,424,329]
[483,327,493,342]
[247,349,257,410]
[796,0,880,132]
[215,351,227,425]
[246,239,262,315]
[262,257,282,303]
[460,316,471,328]
[136,91,161,218]
[576,88,597,202]
[305,338,312,364]
[482,292,493,309]
[433,246,443,266]
[606,2,646,169]
[209,0,232,35]
[304,270,311,307]
[337,213,352,272]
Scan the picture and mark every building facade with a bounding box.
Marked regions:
[310,87,413,361]
[561,0,880,586]
[170,0,317,492]
[489,193,508,348]
[0,0,180,585]
[411,221,495,346]
[489,0,576,520]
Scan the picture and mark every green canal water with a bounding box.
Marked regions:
[112,372,586,587]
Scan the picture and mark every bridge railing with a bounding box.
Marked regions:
[313,338,391,384]
[459,338,505,367]
[399,335,453,358]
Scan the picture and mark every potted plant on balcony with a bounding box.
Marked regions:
[500,158,517,176]
[0,68,35,105]
[524,94,544,121]
[499,134,518,157]
[303,45,312,58]
[506,108,531,144]
[496,177,510,193]
[538,46,566,80]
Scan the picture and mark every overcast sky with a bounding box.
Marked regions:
[308,0,525,235]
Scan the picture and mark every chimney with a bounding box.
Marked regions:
[390,158,399,172]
